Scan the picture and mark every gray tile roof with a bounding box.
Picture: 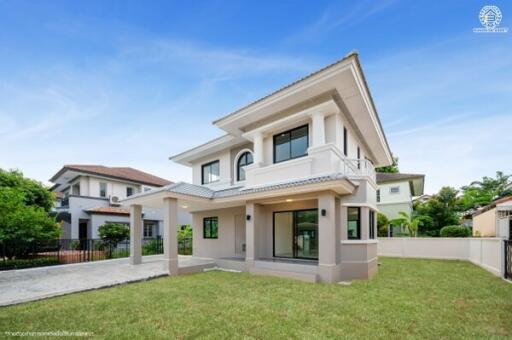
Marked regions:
[128,173,351,201]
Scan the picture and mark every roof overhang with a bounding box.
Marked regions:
[121,178,357,212]
[170,134,248,167]
[212,53,392,166]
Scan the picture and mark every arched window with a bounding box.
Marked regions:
[237,151,253,181]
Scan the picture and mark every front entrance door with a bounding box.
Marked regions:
[273,209,318,260]
[234,214,246,256]
[78,221,88,250]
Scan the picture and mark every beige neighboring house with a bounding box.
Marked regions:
[376,173,425,220]
[472,196,512,238]
[50,165,191,240]
[123,52,394,283]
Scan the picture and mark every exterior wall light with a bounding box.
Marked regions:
[321,209,327,216]
[246,214,251,221]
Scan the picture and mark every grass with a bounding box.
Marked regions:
[0,257,511,339]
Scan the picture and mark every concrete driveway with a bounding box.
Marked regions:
[0,255,214,306]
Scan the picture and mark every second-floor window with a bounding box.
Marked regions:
[202,160,220,185]
[390,186,400,194]
[273,125,308,163]
[376,189,381,203]
[72,183,80,196]
[99,183,107,198]
[127,187,134,197]
[237,152,253,181]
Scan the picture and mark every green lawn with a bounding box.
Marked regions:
[1,258,511,339]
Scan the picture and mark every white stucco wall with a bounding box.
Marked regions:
[378,237,503,277]
[188,110,372,190]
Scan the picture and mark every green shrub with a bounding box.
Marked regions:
[439,225,471,237]
[0,257,60,270]
[142,239,161,255]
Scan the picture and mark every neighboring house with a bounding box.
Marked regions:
[376,173,425,220]
[50,165,191,240]
[124,52,394,283]
[472,196,512,238]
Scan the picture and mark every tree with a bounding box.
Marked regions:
[414,186,462,236]
[0,187,60,259]
[460,171,512,211]
[0,169,55,212]
[377,212,390,237]
[375,157,399,173]
[98,223,130,258]
[390,211,423,237]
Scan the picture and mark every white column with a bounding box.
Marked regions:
[311,112,326,147]
[163,197,179,275]
[318,192,339,282]
[253,132,264,165]
[245,202,262,269]
[129,204,142,265]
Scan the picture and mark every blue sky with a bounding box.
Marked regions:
[0,0,511,193]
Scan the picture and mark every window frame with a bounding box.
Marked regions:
[343,127,348,156]
[390,186,400,194]
[357,146,361,169]
[236,151,253,182]
[203,217,219,239]
[143,223,154,238]
[273,124,309,164]
[99,182,107,198]
[201,160,220,185]
[347,207,361,240]
[369,210,375,239]
[376,189,381,203]
[126,187,134,197]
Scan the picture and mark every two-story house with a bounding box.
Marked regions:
[124,52,394,283]
[376,172,425,220]
[50,165,191,240]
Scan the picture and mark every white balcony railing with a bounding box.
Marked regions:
[342,158,376,181]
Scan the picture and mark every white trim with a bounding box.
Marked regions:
[342,203,378,210]
[214,61,353,127]
[233,148,254,185]
[341,240,378,245]
[247,156,313,177]
[241,99,338,140]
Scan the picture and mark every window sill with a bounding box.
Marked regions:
[341,240,378,244]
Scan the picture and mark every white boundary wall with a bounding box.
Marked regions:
[378,237,504,277]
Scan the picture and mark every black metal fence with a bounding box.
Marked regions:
[505,240,512,280]
[0,236,193,271]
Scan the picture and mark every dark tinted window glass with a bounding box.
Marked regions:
[347,207,360,240]
[290,126,308,158]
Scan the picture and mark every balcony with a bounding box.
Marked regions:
[245,143,376,188]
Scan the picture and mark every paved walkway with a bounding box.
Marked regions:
[0,255,214,306]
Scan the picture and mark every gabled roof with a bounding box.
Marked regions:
[50,165,172,187]
[376,172,425,196]
[171,51,393,167]
[472,196,512,217]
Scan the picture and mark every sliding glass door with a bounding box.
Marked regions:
[273,209,318,260]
